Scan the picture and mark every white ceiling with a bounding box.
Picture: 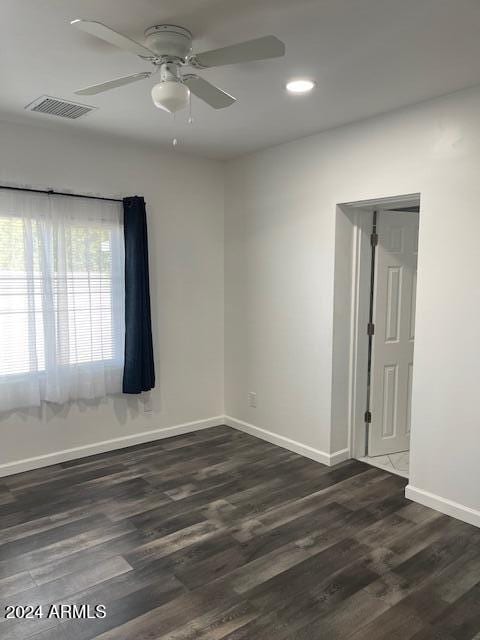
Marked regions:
[3,0,480,159]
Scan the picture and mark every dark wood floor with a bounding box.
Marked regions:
[0,426,479,640]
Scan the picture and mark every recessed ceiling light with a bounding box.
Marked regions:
[286,79,316,94]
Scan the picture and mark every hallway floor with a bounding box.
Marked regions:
[360,451,410,478]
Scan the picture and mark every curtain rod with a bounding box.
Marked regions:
[0,184,122,203]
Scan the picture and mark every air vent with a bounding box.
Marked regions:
[25,96,97,119]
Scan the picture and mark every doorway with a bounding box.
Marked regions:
[331,194,420,479]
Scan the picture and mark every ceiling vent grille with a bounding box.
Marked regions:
[25,96,97,119]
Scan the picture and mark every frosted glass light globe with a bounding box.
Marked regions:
[151,81,190,113]
[286,79,316,94]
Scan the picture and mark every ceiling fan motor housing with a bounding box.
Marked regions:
[144,25,192,60]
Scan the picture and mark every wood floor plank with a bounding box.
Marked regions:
[0,520,136,579]
[0,425,478,640]
[0,570,36,598]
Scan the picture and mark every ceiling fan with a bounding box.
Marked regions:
[71,20,286,114]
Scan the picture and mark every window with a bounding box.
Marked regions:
[0,189,124,411]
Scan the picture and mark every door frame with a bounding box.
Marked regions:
[332,193,421,460]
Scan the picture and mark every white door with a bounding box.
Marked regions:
[368,209,419,456]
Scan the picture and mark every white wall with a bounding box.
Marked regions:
[225,85,480,522]
[0,119,225,470]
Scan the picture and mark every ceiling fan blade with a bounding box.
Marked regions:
[192,35,285,68]
[71,19,155,58]
[184,75,236,109]
[75,71,152,95]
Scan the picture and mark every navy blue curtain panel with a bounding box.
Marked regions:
[122,196,155,393]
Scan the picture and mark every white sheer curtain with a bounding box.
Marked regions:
[0,188,125,412]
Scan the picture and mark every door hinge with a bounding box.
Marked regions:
[370,232,378,247]
[364,410,372,424]
[367,322,375,336]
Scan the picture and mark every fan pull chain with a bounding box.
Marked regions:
[172,111,178,148]
[188,91,194,125]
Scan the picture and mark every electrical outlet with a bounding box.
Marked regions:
[248,391,257,408]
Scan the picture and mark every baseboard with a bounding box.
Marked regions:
[329,447,351,466]
[0,416,225,478]
[224,415,350,467]
[0,412,353,478]
[405,484,480,529]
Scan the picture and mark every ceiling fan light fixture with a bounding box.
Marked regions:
[286,79,316,94]
[71,20,286,111]
[151,81,190,113]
